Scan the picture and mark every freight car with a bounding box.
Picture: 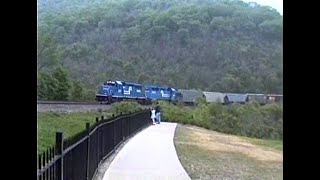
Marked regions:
[266,94,283,103]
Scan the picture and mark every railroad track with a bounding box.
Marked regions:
[37,100,152,112]
[37,100,114,112]
[37,101,152,107]
[37,100,105,105]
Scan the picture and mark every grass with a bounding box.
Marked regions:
[37,101,146,155]
[37,111,112,154]
[239,136,283,151]
[174,124,283,180]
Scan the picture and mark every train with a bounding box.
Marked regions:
[95,80,282,105]
[95,80,182,104]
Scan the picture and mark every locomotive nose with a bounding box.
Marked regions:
[102,87,111,95]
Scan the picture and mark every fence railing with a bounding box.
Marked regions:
[37,110,151,180]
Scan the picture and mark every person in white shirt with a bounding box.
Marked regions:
[151,108,156,125]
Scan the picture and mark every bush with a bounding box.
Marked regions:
[71,80,84,100]
[163,102,283,140]
[82,89,96,101]
[111,101,143,115]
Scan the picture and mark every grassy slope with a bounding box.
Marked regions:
[239,136,283,151]
[174,124,283,179]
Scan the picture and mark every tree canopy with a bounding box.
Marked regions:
[38,0,283,97]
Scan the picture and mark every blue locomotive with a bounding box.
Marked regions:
[144,85,181,102]
[95,80,181,104]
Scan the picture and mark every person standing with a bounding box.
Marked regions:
[151,108,156,125]
[155,102,161,124]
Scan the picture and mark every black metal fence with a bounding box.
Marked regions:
[37,110,151,180]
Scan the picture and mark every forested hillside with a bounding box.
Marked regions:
[38,0,282,100]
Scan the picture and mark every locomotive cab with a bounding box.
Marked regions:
[95,80,119,103]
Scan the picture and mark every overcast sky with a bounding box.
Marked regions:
[241,0,283,15]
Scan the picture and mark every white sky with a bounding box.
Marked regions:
[241,0,283,15]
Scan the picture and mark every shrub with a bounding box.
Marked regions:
[111,101,143,115]
[163,101,283,140]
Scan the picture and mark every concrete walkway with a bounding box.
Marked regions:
[102,122,191,180]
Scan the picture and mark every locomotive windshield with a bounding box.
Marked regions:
[107,83,115,86]
[97,85,109,92]
[97,86,103,94]
[104,81,116,86]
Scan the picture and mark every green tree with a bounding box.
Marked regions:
[38,0,283,94]
[178,28,189,46]
[38,72,58,100]
[71,80,84,100]
[52,66,71,100]
[37,31,61,71]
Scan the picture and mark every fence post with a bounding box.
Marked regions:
[55,131,64,180]
[46,149,49,180]
[86,123,90,180]
[122,113,125,140]
[146,110,149,124]
[38,154,41,171]
[95,117,100,161]
[50,146,54,179]
[113,120,116,147]
[129,112,131,134]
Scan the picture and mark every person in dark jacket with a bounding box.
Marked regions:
[155,102,161,124]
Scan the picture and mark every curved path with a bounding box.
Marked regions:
[103,122,191,180]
